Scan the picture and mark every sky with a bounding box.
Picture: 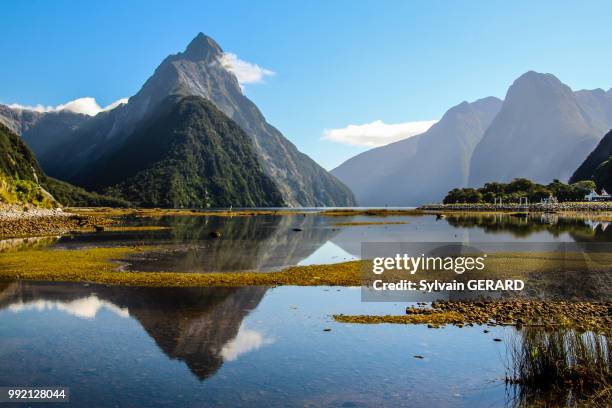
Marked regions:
[2,0,612,169]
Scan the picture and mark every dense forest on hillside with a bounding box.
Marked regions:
[88,96,285,208]
[0,123,128,207]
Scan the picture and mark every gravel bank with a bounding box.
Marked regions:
[0,205,114,237]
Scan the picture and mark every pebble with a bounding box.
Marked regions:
[0,206,113,237]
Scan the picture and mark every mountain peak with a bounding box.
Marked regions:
[512,71,562,89]
[182,32,223,61]
[514,71,561,84]
[504,71,570,106]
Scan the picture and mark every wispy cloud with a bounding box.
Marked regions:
[220,325,274,362]
[323,119,438,148]
[7,97,128,116]
[220,52,275,85]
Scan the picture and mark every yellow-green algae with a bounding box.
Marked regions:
[334,300,612,332]
[334,312,465,325]
[2,247,611,288]
[0,246,361,287]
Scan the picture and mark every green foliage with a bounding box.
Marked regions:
[443,178,596,204]
[507,328,611,406]
[593,156,612,193]
[45,178,130,207]
[571,130,612,186]
[0,122,129,207]
[0,172,55,208]
[89,96,285,208]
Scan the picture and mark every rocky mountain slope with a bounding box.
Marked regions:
[80,95,285,208]
[0,105,88,158]
[332,97,502,206]
[469,72,608,186]
[571,129,612,191]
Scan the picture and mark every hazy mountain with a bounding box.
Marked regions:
[574,88,612,132]
[0,105,89,157]
[332,97,502,206]
[39,33,355,207]
[469,72,605,187]
[80,95,285,208]
[0,123,127,207]
[331,134,423,205]
[571,129,612,189]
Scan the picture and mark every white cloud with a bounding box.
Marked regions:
[7,97,128,116]
[220,52,275,85]
[8,295,130,320]
[323,119,438,148]
[220,325,274,362]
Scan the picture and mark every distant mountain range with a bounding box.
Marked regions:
[0,105,89,156]
[333,71,612,206]
[3,36,612,208]
[332,97,502,206]
[0,33,355,208]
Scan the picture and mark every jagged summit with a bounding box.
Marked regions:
[181,32,223,62]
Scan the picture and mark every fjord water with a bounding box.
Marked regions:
[46,211,611,272]
[1,212,610,407]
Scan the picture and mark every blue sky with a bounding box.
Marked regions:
[2,0,612,169]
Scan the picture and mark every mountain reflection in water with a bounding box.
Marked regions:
[0,281,268,380]
[3,213,611,274]
[56,214,342,272]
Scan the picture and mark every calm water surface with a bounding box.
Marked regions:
[1,212,610,407]
[33,212,612,272]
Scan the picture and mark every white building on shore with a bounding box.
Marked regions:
[584,189,612,202]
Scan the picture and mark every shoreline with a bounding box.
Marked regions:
[419,202,612,212]
[334,300,612,332]
[3,203,612,239]
[0,206,426,238]
[0,205,114,237]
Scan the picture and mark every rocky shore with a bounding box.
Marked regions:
[420,202,612,212]
[335,299,612,332]
[0,205,114,237]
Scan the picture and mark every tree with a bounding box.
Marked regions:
[507,178,534,193]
